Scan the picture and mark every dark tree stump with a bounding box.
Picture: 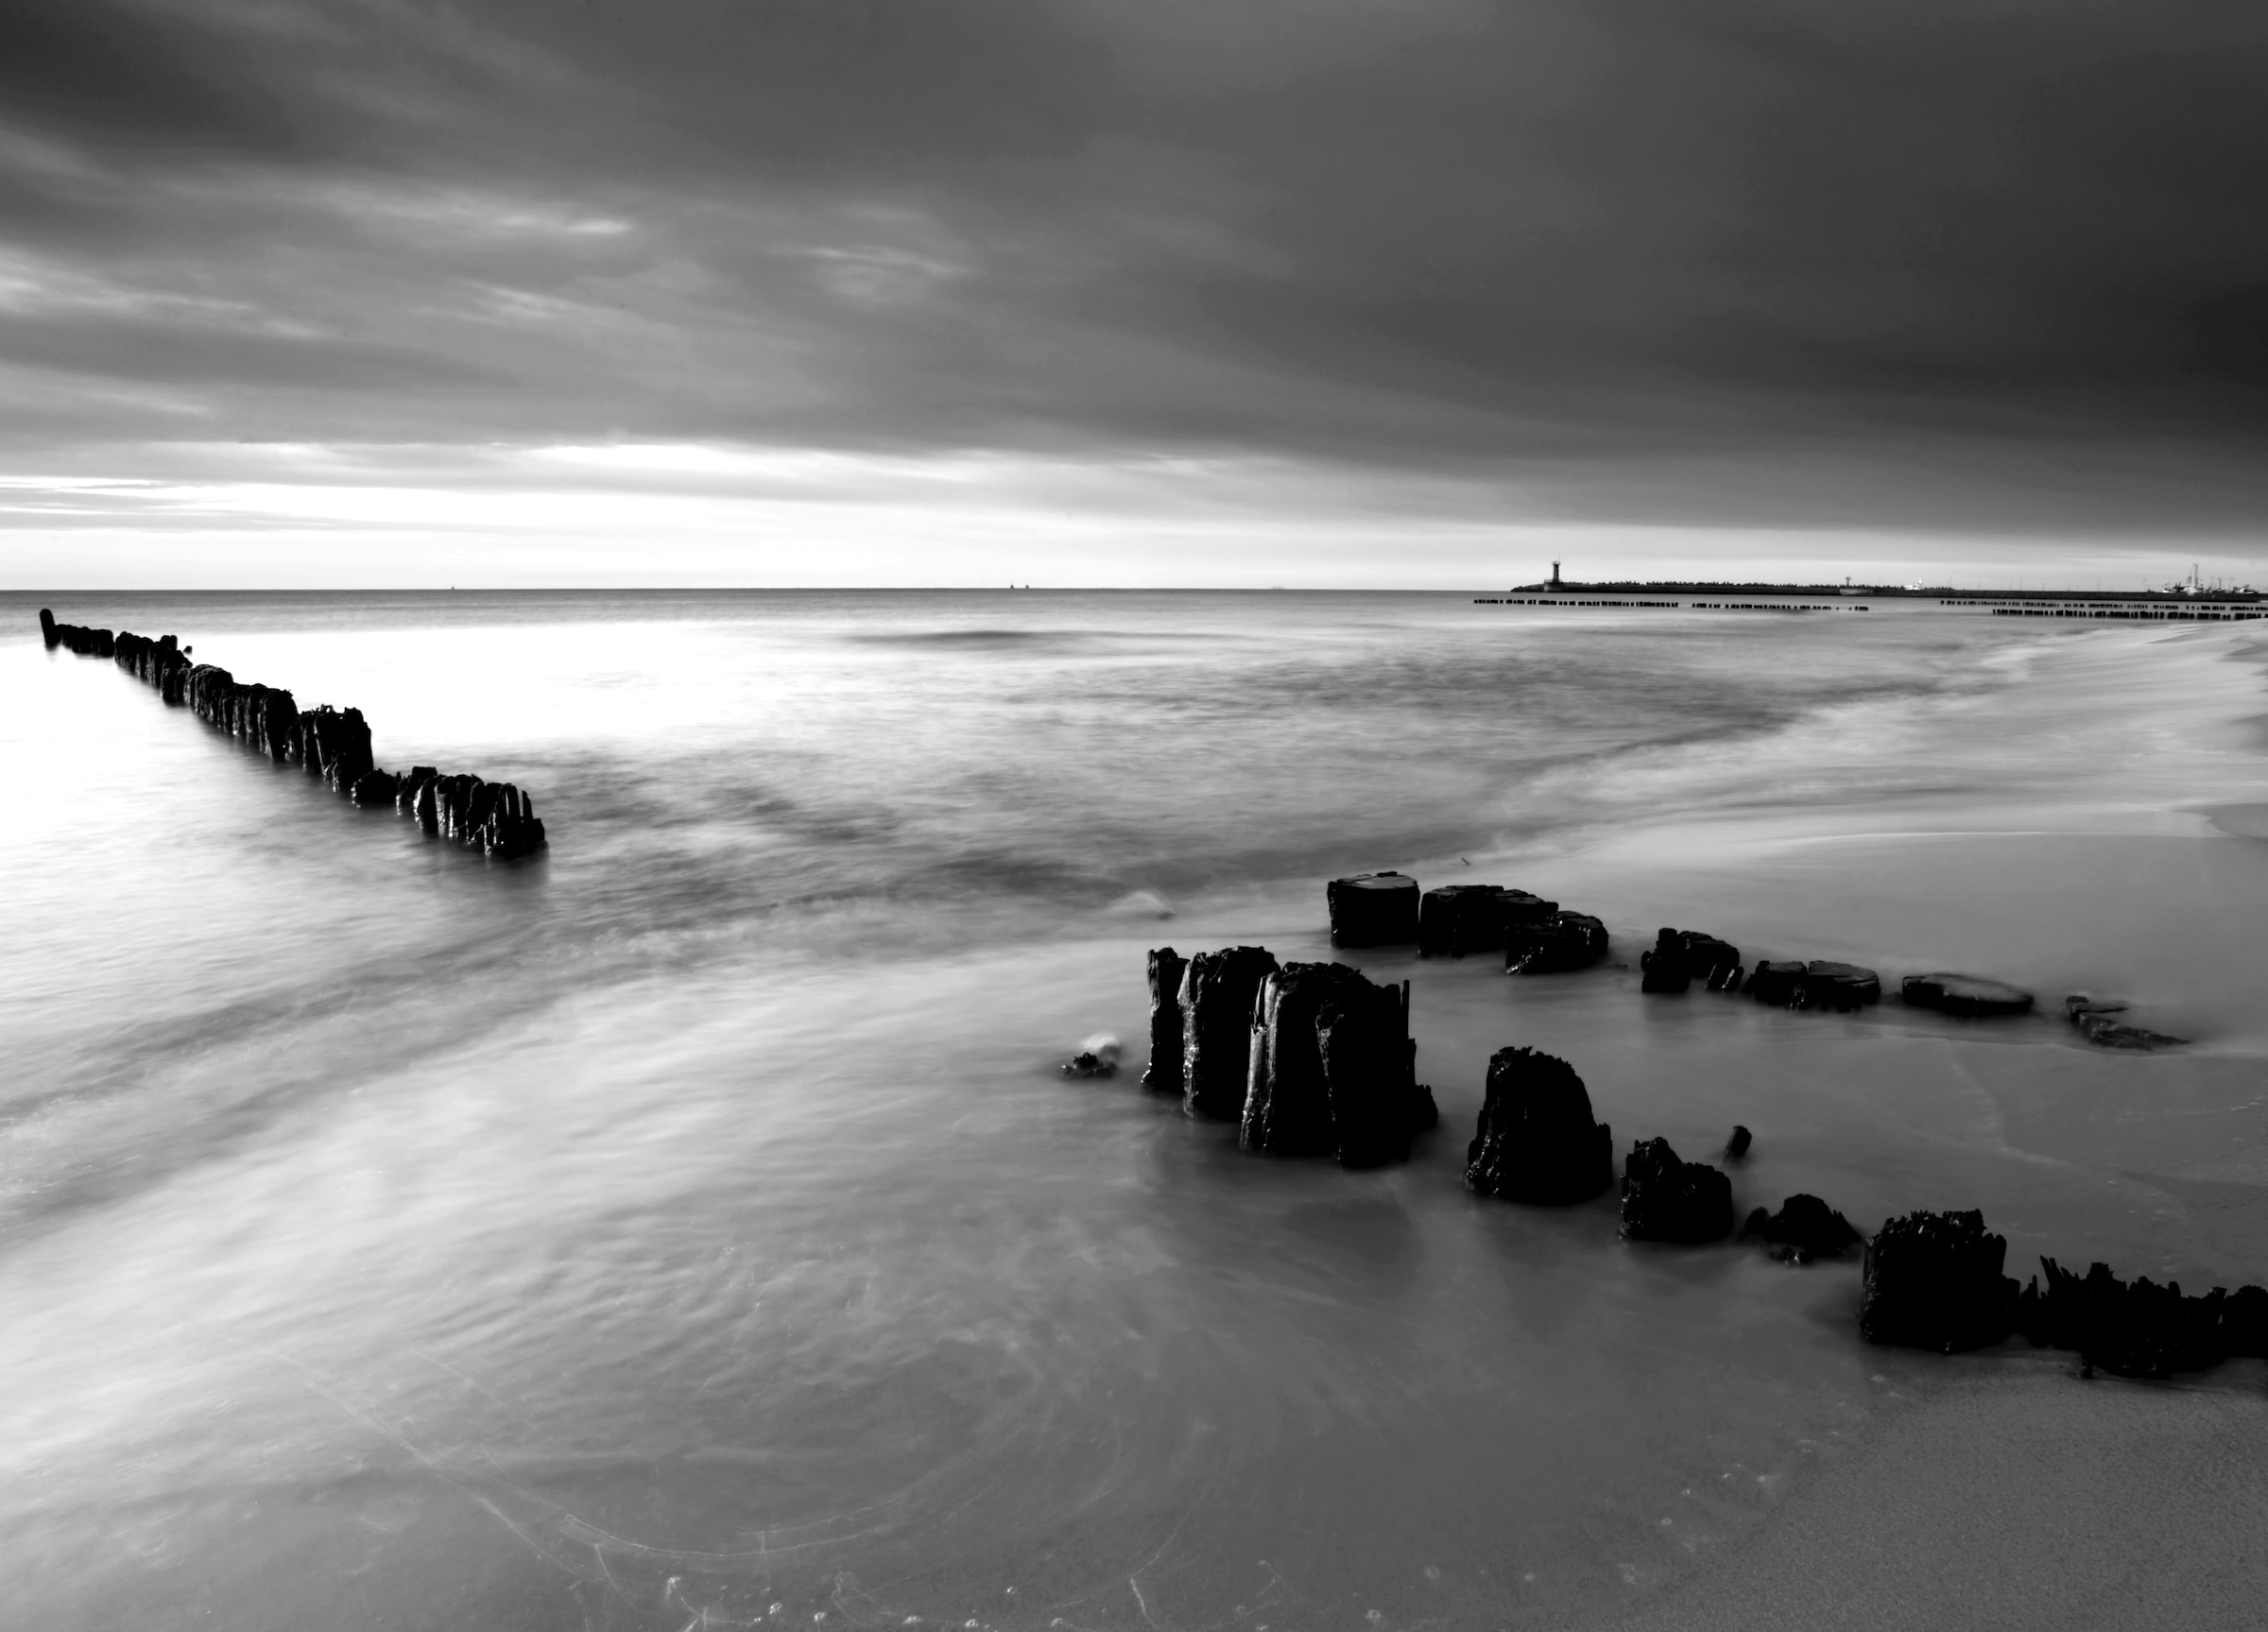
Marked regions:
[1464,1046,1613,1203]
[1318,975,1430,1169]
[1901,973,2034,1018]
[2015,1258,2243,1378]
[1418,884,1505,956]
[1641,928,1744,993]
[1801,962,1881,1009]
[1744,959,1806,1005]
[349,769,402,806]
[1747,959,1880,1009]
[1245,962,1364,1157]
[1327,872,1419,947]
[1620,1138,1733,1243]
[1740,1194,1863,1263]
[1504,911,1607,974]
[1141,947,1188,1094]
[2065,995,2183,1050]
[1860,1210,2019,1352]
[1179,945,1280,1121]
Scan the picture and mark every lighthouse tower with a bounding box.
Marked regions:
[1549,559,1563,591]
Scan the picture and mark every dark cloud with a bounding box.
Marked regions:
[0,0,312,157]
[4,0,2268,535]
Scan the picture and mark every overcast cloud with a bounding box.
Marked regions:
[5,0,2267,584]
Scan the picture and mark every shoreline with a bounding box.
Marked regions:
[1091,620,2268,1626]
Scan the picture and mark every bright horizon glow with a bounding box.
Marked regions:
[2,438,2259,592]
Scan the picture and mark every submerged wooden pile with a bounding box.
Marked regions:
[1141,944,1436,1169]
[1080,869,2246,1383]
[40,609,546,860]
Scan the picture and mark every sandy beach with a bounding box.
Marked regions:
[7,598,2267,1631]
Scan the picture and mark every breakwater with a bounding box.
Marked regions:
[1081,868,2257,1383]
[39,609,546,859]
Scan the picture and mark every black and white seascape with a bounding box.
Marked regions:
[8,8,2268,1632]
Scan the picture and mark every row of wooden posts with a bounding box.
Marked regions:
[1095,869,2261,1379]
[39,610,547,860]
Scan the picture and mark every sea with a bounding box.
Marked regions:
[4,590,2266,1631]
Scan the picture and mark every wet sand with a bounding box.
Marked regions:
[1601,1362,2268,1632]
[1131,620,2268,1629]
[9,604,2267,1630]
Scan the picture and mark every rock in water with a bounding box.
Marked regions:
[2064,994,2183,1050]
[1317,976,1431,1169]
[1418,884,1505,957]
[1464,1047,1613,1204]
[1859,1210,2019,1352]
[1059,1041,1119,1079]
[1641,928,1744,993]
[1178,946,1280,1121]
[1245,962,1366,1158]
[1504,911,1607,974]
[1141,947,1188,1094]
[1740,1194,1864,1263]
[1619,1138,1734,1244]
[1326,872,1419,947]
[1900,973,2035,1018]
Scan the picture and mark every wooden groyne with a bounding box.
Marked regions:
[40,610,546,860]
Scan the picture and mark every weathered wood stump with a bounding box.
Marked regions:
[2065,995,2183,1050]
[349,769,402,806]
[44,615,116,657]
[1464,1046,1614,1203]
[1641,928,1744,993]
[1327,872,1419,947]
[1740,1194,1863,1263]
[1141,947,1189,1094]
[2014,1258,2268,1378]
[1418,884,1503,956]
[1800,961,1880,1009]
[1723,1125,1752,1160]
[1245,962,1366,1158]
[1746,959,1880,1010]
[1744,959,1805,1005]
[1619,1138,1733,1243]
[1859,1209,2019,1352]
[1178,945,1280,1121]
[1504,911,1607,974]
[1901,973,2034,1018]
[1317,974,1432,1168]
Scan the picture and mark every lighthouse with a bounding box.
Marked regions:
[1549,559,1562,592]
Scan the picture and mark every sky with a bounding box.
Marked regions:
[4,0,2268,588]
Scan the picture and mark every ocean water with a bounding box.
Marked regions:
[3,591,2265,1631]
